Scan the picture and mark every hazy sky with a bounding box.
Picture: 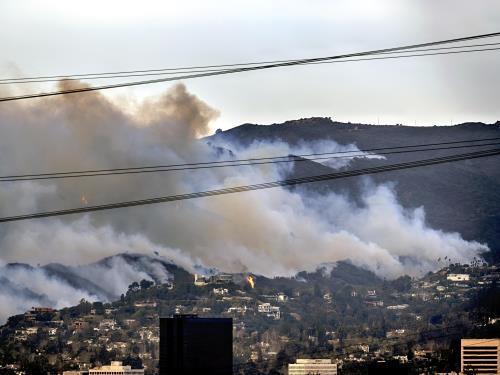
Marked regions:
[1,0,499,131]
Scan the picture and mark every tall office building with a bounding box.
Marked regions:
[160,314,233,375]
[461,338,500,374]
[288,359,338,375]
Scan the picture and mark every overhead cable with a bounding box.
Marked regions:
[1,42,499,85]
[0,148,498,223]
[1,31,499,102]
[1,139,499,182]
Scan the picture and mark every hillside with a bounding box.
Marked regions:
[0,254,194,323]
[1,253,498,374]
[208,118,500,262]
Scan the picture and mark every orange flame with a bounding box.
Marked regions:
[246,275,255,289]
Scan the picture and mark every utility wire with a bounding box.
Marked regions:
[1,46,499,85]
[1,31,499,102]
[1,48,498,101]
[1,47,499,99]
[2,42,500,85]
[2,41,499,82]
[1,137,498,182]
[308,46,500,66]
[1,140,499,182]
[0,148,498,223]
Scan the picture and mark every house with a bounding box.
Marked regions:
[358,344,370,353]
[213,287,229,295]
[393,355,408,363]
[99,319,117,330]
[26,327,38,335]
[194,274,209,286]
[386,329,406,338]
[88,361,143,374]
[213,273,233,284]
[134,300,157,308]
[277,292,288,302]
[386,304,409,310]
[73,320,87,330]
[29,306,55,314]
[227,306,247,315]
[194,273,233,286]
[258,303,281,320]
[447,274,470,282]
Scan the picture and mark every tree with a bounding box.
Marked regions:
[76,299,92,315]
[93,302,105,315]
[123,355,143,369]
[391,275,412,292]
[127,282,140,294]
[140,279,154,290]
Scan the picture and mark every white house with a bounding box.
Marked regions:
[447,274,470,282]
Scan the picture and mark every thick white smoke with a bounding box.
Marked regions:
[0,82,488,322]
[0,250,187,323]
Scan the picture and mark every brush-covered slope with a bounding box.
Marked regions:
[209,118,500,262]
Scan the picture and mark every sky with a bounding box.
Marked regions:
[1,0,499,131]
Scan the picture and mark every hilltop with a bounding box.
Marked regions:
[208,118,500,262]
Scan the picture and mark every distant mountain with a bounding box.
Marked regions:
[208,118,500,262]
[0,254,191,323]
[7,253,188,300]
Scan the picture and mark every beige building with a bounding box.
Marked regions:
[447,274,470,282]
[89,361,144,374]
[461,338,500,374]
[288,359,337,375]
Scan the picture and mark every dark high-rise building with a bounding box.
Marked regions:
[160,314,233,375]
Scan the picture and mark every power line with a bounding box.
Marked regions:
[0,31,499,102]
[308,46,500,66]
[5,136,499,179]
[1,139,499,182]
[3,40,499,83]
[0,148,498,223]
[1,47,498,101]
[2,42,500,85]
[3,46,500,85]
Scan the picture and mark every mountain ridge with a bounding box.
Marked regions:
[208,118,500,263]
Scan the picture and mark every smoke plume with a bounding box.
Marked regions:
[0,81,487,321]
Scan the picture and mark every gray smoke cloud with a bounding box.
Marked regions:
[0,252,182,323]
[0,82,488,322]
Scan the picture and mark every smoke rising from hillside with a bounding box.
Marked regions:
[0,82,488,321]
[0,253,182,323]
